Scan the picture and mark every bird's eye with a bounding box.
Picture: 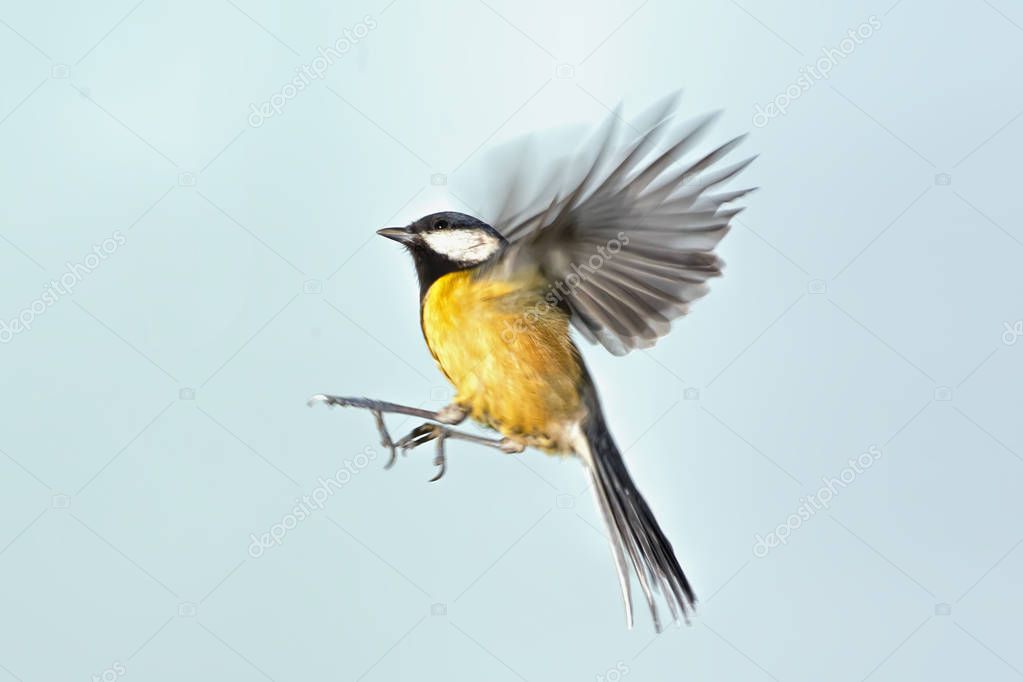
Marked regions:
[433,219,449,230]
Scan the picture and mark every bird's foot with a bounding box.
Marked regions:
[308,394,513,479]
[395,423,449,482]
[308,393,449,469]
[395,423,524,481]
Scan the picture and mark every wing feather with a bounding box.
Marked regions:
[483,96,754,354]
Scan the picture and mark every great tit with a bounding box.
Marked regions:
[311,94,754,631]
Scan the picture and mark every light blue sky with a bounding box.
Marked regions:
[1,0,1022,680]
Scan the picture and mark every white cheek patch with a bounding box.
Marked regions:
[423,229,501,264]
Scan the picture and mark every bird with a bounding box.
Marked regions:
[310,94,755,631]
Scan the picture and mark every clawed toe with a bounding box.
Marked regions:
[395,423,448,481]
[307,394,360,409]
[396,423,442,451]
[371,410,399,469]
[428,443,447,482]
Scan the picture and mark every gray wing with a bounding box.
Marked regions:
[485,94,756,355]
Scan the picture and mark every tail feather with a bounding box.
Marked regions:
[575,411,696,631]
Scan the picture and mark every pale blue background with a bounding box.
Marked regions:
[1,0,1022,680]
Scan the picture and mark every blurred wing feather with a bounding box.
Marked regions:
[487,96,755,355]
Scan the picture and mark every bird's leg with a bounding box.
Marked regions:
[307,394,467,469]
[395,423,525,482]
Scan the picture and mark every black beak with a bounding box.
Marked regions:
[376,227,416,245]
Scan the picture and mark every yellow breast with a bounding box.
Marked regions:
[421,269,584,451]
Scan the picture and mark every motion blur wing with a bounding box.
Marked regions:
[485,94,756,355]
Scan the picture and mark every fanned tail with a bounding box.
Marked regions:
[574,410,696,631]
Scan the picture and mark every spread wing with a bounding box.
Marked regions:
[483,94,756,355]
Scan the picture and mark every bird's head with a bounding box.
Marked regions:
[377,211,507,288]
